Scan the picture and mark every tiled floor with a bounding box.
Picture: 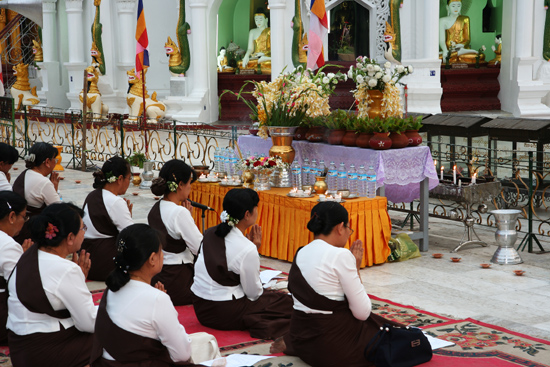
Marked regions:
[18,159,550,342]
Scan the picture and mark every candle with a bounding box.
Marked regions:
[472,173,477,185]
[453,165,457,185]
[434,159,437,167]
[440,166,444,181]
[458,180,462,187]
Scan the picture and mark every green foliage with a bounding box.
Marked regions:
[304,116,326,127]
[371,117,392,133]
[355,116,374,133]
[407,116,423,130]
[325,109,350,130]
[127,152,146,169]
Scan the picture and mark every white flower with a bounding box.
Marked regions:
[347,70,353,79]
[382,75,391,83]
[396,65,405,73]
[374,65,381,71]
[368,79,378,87]
[384,62,391,69]
[375,72,383,79]
[481,45,486,51]
[357,75,364,84]
[368,71,375,77]
[332,79,338,84]
[322,77,329,84]
[220,211,229,223]
[366,64,374,72]
[408,66,414,73]
[343,74,348,81]
[107,176,117,183]
[327,73,335,79]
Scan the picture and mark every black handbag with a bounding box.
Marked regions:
[364,323,433,367]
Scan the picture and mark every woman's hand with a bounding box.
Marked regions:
[21,238,33,252]
[183,199,193,212]
[246,224,262,249]
[123,198,133,217]
[154,281,166,293]
[350,240,364,272]
[50,171,60,191]
[6,172,10,183]
[73,250,91,279]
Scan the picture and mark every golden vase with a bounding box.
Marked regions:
[268,126,298,164]
[242,170,255,188]
[132,172,142,186]
[313,176,328,194]
[53,145,64,172]
[367,90,384,119]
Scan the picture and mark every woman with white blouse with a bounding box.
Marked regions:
[0,191,30,344]
[191,188,293,339]
[272,202,401,367]
[82,157,133,280]
[12,142,60,244]
[7,203,96,367]
[149,159,202,305]
[0,143,20,191]
[90,224,204,367]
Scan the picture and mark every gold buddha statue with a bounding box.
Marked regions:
[439,0,484,64]
[237,9,271,74]
[488,35,502,66]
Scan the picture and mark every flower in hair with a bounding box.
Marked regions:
[220,210,239,227]
[105,171,118,183]
[45,223,59,240]
[117,239,126,253]
[167,181,178,192]
[25,154,36,162]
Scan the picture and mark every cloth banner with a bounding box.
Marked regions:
[307,0,328,70]
[135,0,150,79]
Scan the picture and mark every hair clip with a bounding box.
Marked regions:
[45,223,59,240]
[6,201,11,210]
[25,153,36,162]
[167,181,178,192]
[117,239,126,253]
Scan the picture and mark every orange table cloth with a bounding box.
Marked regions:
[189,182,392,267]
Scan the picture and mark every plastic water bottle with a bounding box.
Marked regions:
[223,148,231,175]
[310,159,318,183]
[291,160,302,188]
[302,158,310,186]
[366,165,377,199]
[327,161,337,191]
[337,162,347,190]
[357,165,367,197]
[347,164,358,196]
[229,148,239,175]
[318,160,326,178]
[214,147,221,172]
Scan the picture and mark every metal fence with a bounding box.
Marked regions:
[390,139,550,253]
[4,105,239,170]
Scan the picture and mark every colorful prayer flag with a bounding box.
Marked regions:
[135,0,149,79]
[307,0,328,70]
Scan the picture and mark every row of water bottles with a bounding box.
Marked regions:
[213,147,239,176]
[291,159,377,198]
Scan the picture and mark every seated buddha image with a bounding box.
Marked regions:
[439,0,484,64]
[237,8,271,74]
[217,47,235,73]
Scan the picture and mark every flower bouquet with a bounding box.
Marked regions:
[347,57,413,119]
[236,155,288,173]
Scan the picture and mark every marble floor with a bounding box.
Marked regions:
[17,159,550,342]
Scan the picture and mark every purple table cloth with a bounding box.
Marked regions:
[237,136,439,203]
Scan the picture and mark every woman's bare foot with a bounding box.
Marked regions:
[269,336,286,354]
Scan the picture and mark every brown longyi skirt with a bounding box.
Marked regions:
[151,263,194,306]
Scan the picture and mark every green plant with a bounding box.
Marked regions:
[325,109,349,130]
[355,116,374,133]
[371,117,391,133]
[389,117,408,134]
[342,113,359,130]
[304,115,326,127]
[127,152,146,169]
[407,116,423,130]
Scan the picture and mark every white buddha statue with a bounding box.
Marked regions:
[439,0,483,64]
[238,9,271,73]
[217,47,234,72]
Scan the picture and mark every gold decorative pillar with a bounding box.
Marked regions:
[7,9,22,64]
[0,9,7,64]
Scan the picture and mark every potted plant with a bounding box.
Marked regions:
[369,117,392,150]
[305,116,327,143]
[325,109,348,145]
[405,116,423,146]
[341,113,359,147]
[389,117,409,149]
[126,151,146,186]
[355,116,374,149]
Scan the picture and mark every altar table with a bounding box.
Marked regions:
[189,182,392,267]
[237,136,440,251]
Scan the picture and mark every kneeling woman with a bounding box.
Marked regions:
[278,202,401,367]
[82,157,133,280]
[149,159,202,305]
[7,203,96,367]
[191,188,292,339]
[91,224,203,367]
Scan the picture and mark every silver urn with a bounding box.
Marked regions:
[490,209,523,265]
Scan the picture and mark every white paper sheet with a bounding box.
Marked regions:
[259,269,283,284]
[424,332,455,350]
[200,354,271,367]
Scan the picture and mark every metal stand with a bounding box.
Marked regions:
[400,202,420,230]
[452,204,488,252]
[200,207,207,233]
